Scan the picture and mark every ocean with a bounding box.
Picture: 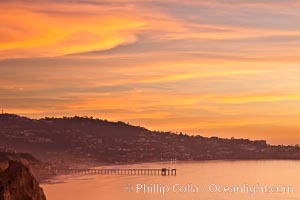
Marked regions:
[43,160,300,200]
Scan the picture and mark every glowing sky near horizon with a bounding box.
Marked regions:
[1,0,300,144]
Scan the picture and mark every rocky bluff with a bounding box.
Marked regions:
[0,161,46,200]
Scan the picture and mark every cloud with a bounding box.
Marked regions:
[1,0,300,59]
[199,92,300,104]
[0,1,145,58]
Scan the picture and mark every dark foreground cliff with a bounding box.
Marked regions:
[0,161,46,200]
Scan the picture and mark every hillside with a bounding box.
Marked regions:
[1,113,300,168]
[0,149,38,170]
[0,147,54,181]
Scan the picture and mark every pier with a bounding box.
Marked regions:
[55,168,176,176]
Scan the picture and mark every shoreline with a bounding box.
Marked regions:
[41,159,300,184]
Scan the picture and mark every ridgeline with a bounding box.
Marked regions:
[1,113,300,168]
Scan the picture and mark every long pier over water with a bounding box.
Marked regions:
[55,168,177,176]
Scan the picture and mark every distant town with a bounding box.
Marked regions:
[1,113,300,180]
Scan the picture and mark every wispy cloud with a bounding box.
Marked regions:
[1,0,300,58]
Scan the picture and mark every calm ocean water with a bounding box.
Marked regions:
[43,160,300,200]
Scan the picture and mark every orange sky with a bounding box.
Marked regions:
[1,0,300,145]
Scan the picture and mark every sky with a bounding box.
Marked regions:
[1,0,300,144]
